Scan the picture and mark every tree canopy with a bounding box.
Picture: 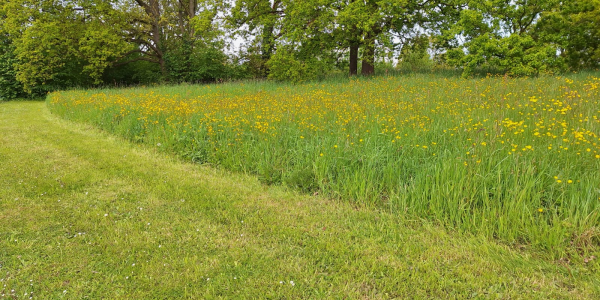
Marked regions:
[1,0,598,99]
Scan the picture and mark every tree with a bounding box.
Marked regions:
[0,0,232,93]
[2,1,79,92]
[397,35,434,71]
[441,0,565,77]
[120,0,228,81]
[284,0,449,76]
[1,0,133,92]
[0,35,26,100]
[335,0,385,76]
[229,0,286,76]
[536,0,600,70]
[0,2,25,100]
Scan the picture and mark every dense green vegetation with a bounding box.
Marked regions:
[2,101,600,298]
[1,0,600,99]
[48,73,600,255]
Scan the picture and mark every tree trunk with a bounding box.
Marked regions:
[260,0,281,76]
[158,56,167,76]
[134,0,167,77]
[150,1,167,77]
[261,25,275,60]
[189,0,196,18]
[349,43,359,76]
[361,36,375,76]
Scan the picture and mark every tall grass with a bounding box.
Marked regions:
[47,73,600,254]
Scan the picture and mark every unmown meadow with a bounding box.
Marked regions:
[48,73,600,255]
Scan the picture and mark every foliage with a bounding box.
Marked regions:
[441,1,567,77]
[0,0,132,92]
[396,35,435,72]
[266,46,330,83]
[6,3,75,91]
[0,37,26,100]
[237,44,271,78]
[78,19,134,84]
[0,0,238,94]
[165,40,234,83]
[438,0,598,76]
[228,0,285,77]
[537,0,600,70]
[1,0,600,93]
[102,59,163,86]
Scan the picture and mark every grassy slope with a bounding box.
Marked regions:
[0,101,598,299]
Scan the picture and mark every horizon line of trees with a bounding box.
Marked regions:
[1,0,599,100]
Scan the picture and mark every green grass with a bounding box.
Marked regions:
[2,101,600,298]
[47,73,600,254]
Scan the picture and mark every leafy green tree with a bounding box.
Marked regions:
[441,0,565,77]
[0,36,26,100]
[537,0,600,70]
[3,0,600,90]
[0,3,25,100]
[397,35,434,71]
[77,1,135,84]
[1,0,133,92]
[1,0,233,92]
[228,0,286,76]
[123,0,229,81]
[282,0,450,76]
[266,45,331,83]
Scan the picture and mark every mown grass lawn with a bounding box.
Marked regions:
[1,101,599,299]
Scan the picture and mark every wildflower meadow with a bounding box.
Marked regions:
[48,73,600,254]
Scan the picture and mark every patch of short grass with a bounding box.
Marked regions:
[1,101,599,298]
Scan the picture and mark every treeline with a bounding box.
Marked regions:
[1,0,599,99]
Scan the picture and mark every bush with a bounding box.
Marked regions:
[0,41,26,100]
[165,41,237,83]
[266,47,329,83]
[396,35,435,72]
